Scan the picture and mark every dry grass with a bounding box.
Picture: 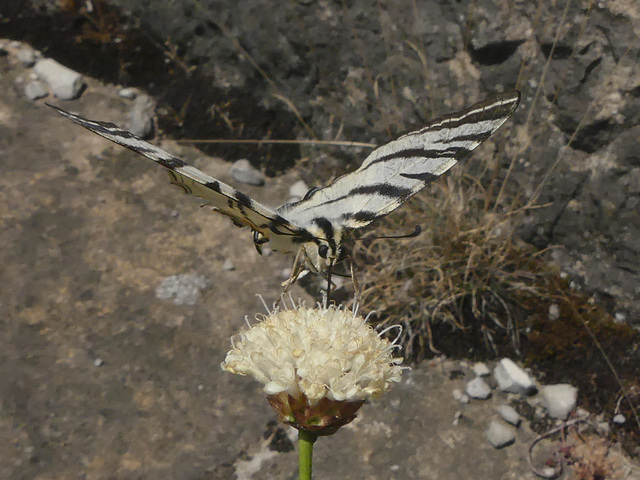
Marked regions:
[354,155,551,359]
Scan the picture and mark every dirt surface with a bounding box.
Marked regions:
[0,48,544,480]
[2,1,640,479]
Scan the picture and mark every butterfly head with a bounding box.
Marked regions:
[300,240,339,273]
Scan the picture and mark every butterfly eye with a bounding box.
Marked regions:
[318,244,329,259]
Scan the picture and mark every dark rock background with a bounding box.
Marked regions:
[102,0,640,320]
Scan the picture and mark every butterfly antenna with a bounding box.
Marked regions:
[326,263,333,303]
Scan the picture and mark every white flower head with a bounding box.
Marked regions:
[221,298,404,434]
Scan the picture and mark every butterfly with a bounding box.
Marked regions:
[48,90,520,293]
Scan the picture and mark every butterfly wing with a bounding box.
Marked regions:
[280,90,520,230]
[48,105,305,242]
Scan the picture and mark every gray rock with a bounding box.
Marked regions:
[118,87,138,99]
[472,362,490,377]
[128,94,155,139]
[222,258,235,271]
[24,80,48,100]
[613,414,626,425]
[16,47,39,66]
[288,179,310,201]
[93,358,104,367]
[486,420,516,449]
[34,58,85,100]
[493,358,536,395]
[496,404,521,427]
[597,421,611,434]
[548,303,560,320]
[155,274,207,306]
[465,377,492,400]
[280,267,292,281]
[229,159,265,186]
[541,384,577,419]
[453,389,470,404]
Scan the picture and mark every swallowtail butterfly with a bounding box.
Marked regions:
[49,90,519,288]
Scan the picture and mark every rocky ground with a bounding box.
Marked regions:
[1,1,640,479]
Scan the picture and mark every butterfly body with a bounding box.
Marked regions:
[48,90,520,282]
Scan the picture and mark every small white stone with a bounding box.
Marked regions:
[229,159,265,186]
[222,258,235,271]
[612,414,626,424]
[94,358,104,367]
[466,377,492,400]
[458,360,469,369]
[452,388,470,403]
[541,384,578,419]
[118,87,138,99]
[496,404,521,426]
[486,420,516,448]
[494,358,536,395]
[548,303,560,320]
[128,94,155,138]
[155,274,208,306]
[288,179,310,201]
[614,312,626,323]
[16,47,39,67]
[34,58,85,100]
[24,80,48,100]
[280,267,292,280]
[472,362,490,377]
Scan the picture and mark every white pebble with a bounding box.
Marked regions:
[288,179,310,201]
[94,358,104,367]
[155,274,208,306]
[128,94,155,139]
[24,80,48,100]
[466,377,492,400]
[541,384,577,419]
[493,358,536,395]
[222,258,235,271]
[472,362,490,377]
[229,159,265,186]
[34,58,85,100]
[16,47,39,67]
[118,87,138,99]
[486,420,516,448]
[496,404,521,426]
[280,267,292,281]
[453,389,469,403]
[548,303,560,320]
[613,414,626,424]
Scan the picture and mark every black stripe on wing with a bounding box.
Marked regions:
[281,90,520,231]
[423,90,521,133]
[47,104,307,239]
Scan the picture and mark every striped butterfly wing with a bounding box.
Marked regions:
[48,105,305,242]
[280,91,520,230]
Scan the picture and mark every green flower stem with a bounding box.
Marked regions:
[298,429,317,480]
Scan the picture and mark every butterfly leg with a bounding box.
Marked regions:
[281,247,308,292]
